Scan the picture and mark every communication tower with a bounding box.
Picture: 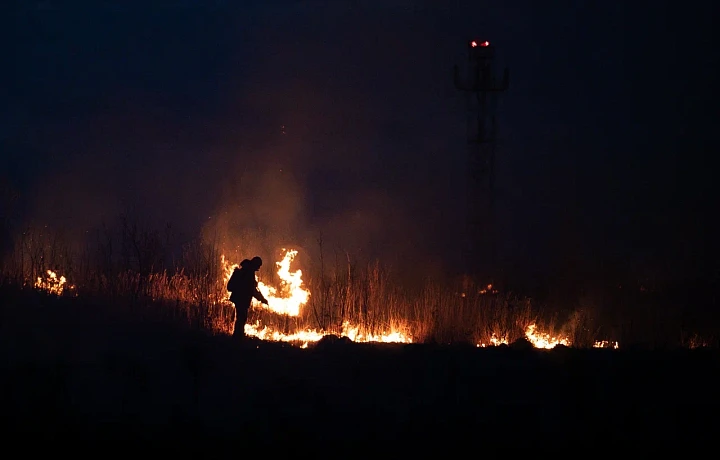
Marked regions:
[454,39,509,279]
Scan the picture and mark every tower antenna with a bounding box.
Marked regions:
[454,39,509,280]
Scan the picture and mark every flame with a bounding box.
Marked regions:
[244,321,326,347]
[221,249,310,316]
[478,330,621,350]
[220,254,237,297]
[340,321,412,343]
[593,340,620,349]
[253,249,309,316]
[244,320,412,347]
[524,323,570,349]
[34,270,74,296]
[478,324,570,349]
[477,334,508,347]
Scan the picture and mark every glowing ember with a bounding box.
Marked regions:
[34,270,74,296]
[244,320,412,347]
[221,249,310,316]
[593,340,620,349]
[524,323,570,349]
[479,284,499,295]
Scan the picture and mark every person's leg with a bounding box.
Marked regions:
[233,305,249,339]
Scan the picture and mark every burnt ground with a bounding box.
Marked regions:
[1,288,719,450]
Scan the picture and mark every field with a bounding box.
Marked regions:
[2,283,718,449]
[2,224,718,448]
[5,1,717,450]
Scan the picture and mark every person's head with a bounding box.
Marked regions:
[250,256,263,271]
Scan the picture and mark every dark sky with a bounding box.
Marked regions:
[2,1,718,286]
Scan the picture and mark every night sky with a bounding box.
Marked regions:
[2,1,717,287]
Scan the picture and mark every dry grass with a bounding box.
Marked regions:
[2,224,544,344]
[2,222,713,348]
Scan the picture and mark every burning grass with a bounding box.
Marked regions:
[2,222,715,350]
[13,245,609,349]
[34,269,75,296]
[222,249,414,345]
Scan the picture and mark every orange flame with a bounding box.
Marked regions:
[34,270,74,296]
[222,249,412,346]
[244,320,412,347]
[221,249,310,316]
[477,333,508,347]
[593,340,620,349]
[477,324,571,349]
[524,324,570,349]
[253,249,309,316]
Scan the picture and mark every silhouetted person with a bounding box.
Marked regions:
[227,256,269,339]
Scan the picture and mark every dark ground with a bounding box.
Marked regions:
[1,287,718,450]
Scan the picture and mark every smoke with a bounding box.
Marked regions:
[201,148,309,260]
[4,2,475,283]
[13,2,711,287]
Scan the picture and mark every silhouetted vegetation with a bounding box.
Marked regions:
[1,219,718,446]
[1,218,717,348]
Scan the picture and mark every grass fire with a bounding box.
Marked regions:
[4,1,718,446]
[3,232,715,445]
[20,239,705,354]
[34,270,74,296]
[222,249,412,345]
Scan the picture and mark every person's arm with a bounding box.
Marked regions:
[253,284,268,305]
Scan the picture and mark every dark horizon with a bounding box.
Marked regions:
[2,1,718,291]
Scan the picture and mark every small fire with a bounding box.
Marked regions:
[593,340,620,349]
[244,320,412,347]
[221,254,235,295]
[221,249,310,316]
[478,325,569,349]
[340,321,412,343]
[524,323,570,349]
[478,329,620,350]
[477,333,508,347]
[34,270,74,296]
[244,321,326,346]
